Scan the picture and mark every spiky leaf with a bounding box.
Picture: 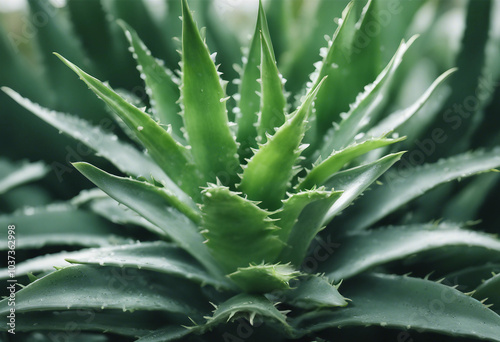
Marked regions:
[344,148,500,231]
[239,78,326,210]
[181,0,239,185]
[293,273,500,341]
[201,185,284,273]
[228,264,301,293]
[320,223,500,281]
[55,54,201,199]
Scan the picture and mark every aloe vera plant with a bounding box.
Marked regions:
[1,0,500,341]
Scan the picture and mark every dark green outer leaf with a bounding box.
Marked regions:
[320,223,500,281]
[343,148,500,232]
[0,159,48,195]
[55,54,202,200]
[13,310,163,337]
[0,204,126,250]
[474,273,500,314]
[2,87,190,203]
[293,273,500,341]
[72,163,226,281]
[65,241,227,288]
[181,0,239,185]
[0,265,208,317]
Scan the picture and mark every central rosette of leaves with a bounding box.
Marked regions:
[28,0,443,295]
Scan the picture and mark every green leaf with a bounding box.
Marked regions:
[273,188,341,242]
[474,273,500,313]
[293,273,500,341]
[300,137,405,190]
[72,162,225,280]
[119,21,184,142]
[239,78,326,210]
[236,0,272,159]
[2,87,188,201]
[344,148,500,231]
[0,265,208,317]
[365,68,457,139]
[201,184,284,273]
[320,36,417,154]
[257,30,286,142]
[444,263,500,291]
[0,159,48,195]
[135,325,193,342]
[14,310,165,337]
[73,191,165,236]
[205,293,289,328]
[279,190,342,266]
[65,241,227,288]
[54,54,201,200]
[0,204,126,250]
[181,0,239,185]
[0,241,225,288]
[228,264,301,293]
[320,223,500,281]
[27,0,104,120]
[310,0,383,142]
[321,152,404,224]
[281,275,347,309]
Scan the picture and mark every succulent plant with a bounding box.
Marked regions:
[1,0,500,341]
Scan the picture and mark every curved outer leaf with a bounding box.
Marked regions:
[293,273,500,341]
[0,159,48,195]
[321,152,404,225]
[65,241,226,288]
[181,0,239,185]
[135,325,194,342]
[86,196,164,236]
[344,148,500,232]
[365,68,457,139]
[299,137,404,190]
[239,78,326,210]
[72,163,226,281]
[137,294,290,341]
[320,36,417,156]
[281,275,347,309]
[0,265,208,317]
[54,54,202,200]
[2,87,189,201]
[0,241,226,288]
[119,21,184,142]
[258,30,286,142]
[320,223,500,281]
[14,310,164,338]
[474,273,500,313]
[236,0,271,160]
[444,263,500,292]
[201,185,284,273]
[0,204,126,250]
[205,293,289,328]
